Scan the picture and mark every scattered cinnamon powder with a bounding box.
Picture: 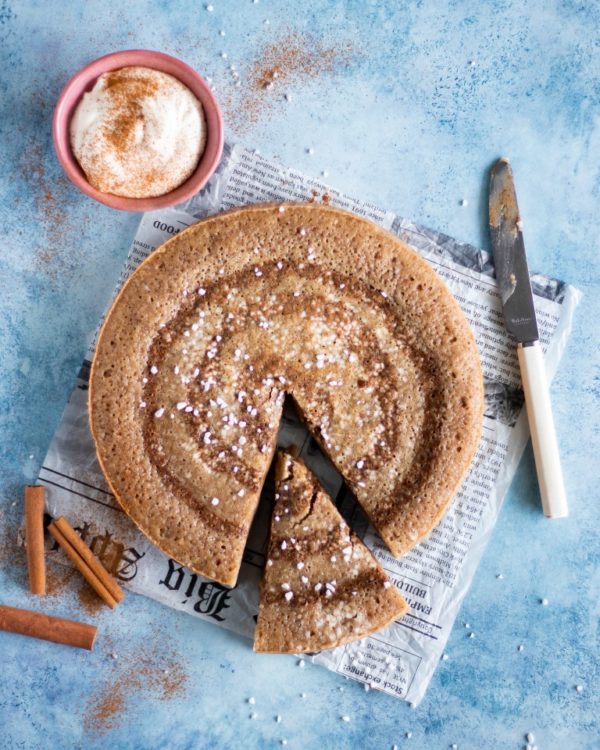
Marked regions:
[87,691,126,733]
[0,514,30,590]
[19,81,94,281]
[75,577,105,616]
[85,639,188,733]
[222,32,356,132]
[19,139,71,280]
[45,559,77,597]
[251,32,354,90]
[0,516,17,563]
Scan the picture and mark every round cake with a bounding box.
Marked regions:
[89,203,484,587]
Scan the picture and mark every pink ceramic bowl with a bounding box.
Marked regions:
[53,50,224,212]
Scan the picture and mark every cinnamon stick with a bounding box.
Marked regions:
[0,604,97,650]
[53,516,124,604]
[48,522,117,609]
[25,485,46,595]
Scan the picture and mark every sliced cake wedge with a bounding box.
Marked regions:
[254,452,409,653]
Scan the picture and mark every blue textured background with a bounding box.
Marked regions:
[1,2,599,748]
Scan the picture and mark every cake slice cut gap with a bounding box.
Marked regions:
[254,451,409,653]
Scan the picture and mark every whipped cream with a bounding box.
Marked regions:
[70,66,206,199]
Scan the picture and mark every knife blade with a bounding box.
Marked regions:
[489,157,568,519]
[489,158,539,344]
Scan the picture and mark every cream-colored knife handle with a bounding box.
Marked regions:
[517,342,568,518]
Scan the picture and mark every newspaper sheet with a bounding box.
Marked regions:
[36,143,580,704]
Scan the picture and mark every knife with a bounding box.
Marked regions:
[489,157,568,518]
